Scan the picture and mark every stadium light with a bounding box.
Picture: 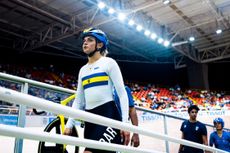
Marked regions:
[136,25,143,31]
[96,1,169,48]
[189,36,195,42]
[163,40,170,47]
[118,13,126,21]
[108,8,115,14]
[98,2,106,9]
[144,30,150,36]
[158,38,164,44]
[128,20,135,26]
[216,29,222,34]
[151,33,157,40]
[163,0,171,5]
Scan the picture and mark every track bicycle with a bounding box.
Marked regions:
[36,94,81,153]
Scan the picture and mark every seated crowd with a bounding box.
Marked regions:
[128,83,230,111]
[0,64,229,114]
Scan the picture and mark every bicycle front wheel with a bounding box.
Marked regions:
[38,117,79,153]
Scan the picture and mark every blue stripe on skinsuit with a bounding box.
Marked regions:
[82,72,108,81]
[83,81,108,90]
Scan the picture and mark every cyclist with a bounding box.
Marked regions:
[209,117,230,152]
[64,27,130,153]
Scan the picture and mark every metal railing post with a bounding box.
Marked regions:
[163,115,169,153]
[14,83,28,153]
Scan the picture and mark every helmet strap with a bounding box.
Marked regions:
[87,41,100,57]
[88,50,98,57]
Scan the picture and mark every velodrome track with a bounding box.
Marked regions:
[1,110,229,153]
[0,73,229,153]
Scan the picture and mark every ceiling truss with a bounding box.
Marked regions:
[0,0,230,68]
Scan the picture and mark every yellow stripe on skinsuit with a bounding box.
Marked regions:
[82,76,109,86]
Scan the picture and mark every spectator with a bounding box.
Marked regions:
[179,105,209,153]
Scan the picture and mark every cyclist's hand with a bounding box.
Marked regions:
[63,128,72,135]
[120,130,130,145]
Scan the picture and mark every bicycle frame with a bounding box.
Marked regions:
[58,94,76,152]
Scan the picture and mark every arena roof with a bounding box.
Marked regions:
[0,0,230,68]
